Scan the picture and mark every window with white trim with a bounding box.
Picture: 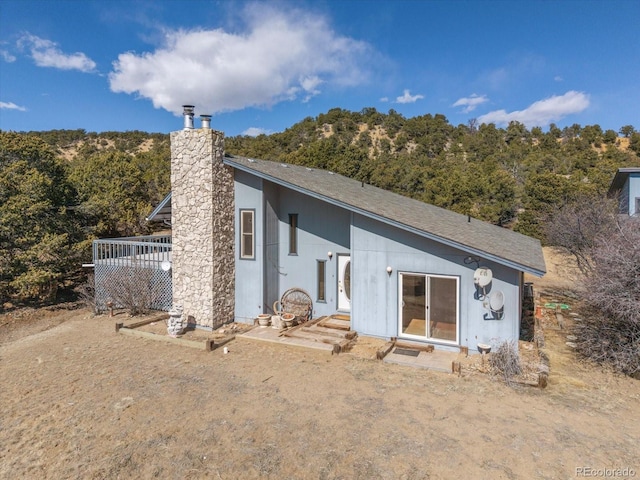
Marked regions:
[317,260,326,302]
[240,209,255,259]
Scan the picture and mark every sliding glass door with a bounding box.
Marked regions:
[399,273,459,344]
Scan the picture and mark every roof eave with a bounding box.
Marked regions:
[146,192,172,222]
[608,168,640,195]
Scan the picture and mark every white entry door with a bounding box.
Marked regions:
[337,254,351,311]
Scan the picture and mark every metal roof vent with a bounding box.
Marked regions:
[200,114,211,129]
[182,105,195,129]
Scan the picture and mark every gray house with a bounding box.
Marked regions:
[609,167,640,216]
[104,109,546,353]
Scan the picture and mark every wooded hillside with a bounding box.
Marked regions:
[1,109,639,303]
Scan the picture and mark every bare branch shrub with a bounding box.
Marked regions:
[101,266,162,316]
[543,195,617,274]
[489,340,522,385]
[574,217,640,377]
[75,273,97,314]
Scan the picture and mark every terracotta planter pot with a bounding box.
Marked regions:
[281,313,295,327]
[257,314,271,327]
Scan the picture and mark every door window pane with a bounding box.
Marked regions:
[429,277,457,341]
[401,275,426,336]
[343,260,351,300]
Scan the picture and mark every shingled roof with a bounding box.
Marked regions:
[225,155,546,276]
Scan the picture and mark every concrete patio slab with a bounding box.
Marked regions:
[383,348,459,373]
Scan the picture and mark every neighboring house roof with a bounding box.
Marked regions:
[146,192,172,222]
[224,155,546,277]
[608,167,640,195]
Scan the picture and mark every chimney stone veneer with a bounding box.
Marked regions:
[170,128,235,329]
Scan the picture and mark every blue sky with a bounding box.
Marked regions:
[1,0,639,136]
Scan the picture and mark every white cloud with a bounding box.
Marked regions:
[0,101,27,111]
[109,4,372,115]
[395,89,424,104]
[299,75,323,102]
[484,67,509,90]
[554,75,563,82]
[1,49,16,63]
[17,34,96,72]
[242,127,271,137]
[477,91,590,128]
[452,94,488,113]
[379,96,389,103]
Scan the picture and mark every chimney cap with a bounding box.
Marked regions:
[200,114,212,129]
[182,105,195,129]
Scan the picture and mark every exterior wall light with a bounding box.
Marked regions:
[386,266,392,275]
[328,251,333,260]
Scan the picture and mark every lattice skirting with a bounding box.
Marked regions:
[94,264,172,312]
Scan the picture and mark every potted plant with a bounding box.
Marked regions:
[281,313,296,328]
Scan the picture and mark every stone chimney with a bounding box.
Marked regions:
[170,106,235,329]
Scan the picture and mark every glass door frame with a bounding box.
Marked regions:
[397,272,460,345]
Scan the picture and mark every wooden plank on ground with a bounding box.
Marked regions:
[278,317,321,337]
[118,327,209,350]
[317,317,351,331]
[124,313,169,329]
[394,340,434,353]
[376,341,396,360]
[332,339,352,354]
[301,325,350,339]
[206,335,236,351]
[283,329,337,343]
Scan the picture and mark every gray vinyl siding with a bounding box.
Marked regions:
[234,170,264,323]
[263,181,280,318]
[274,187,350,318]
[351,214,521,351]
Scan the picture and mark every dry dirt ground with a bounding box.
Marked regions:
[1,249,639,479]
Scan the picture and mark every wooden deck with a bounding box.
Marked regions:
[240,314,462,373]
[238,315,356,354]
